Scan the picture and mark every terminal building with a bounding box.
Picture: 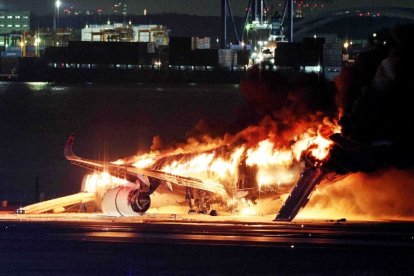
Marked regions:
[0,10,30,39]
[0,10,30,74]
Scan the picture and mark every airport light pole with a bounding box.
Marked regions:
[20,41,25,57]
[343,41,349,65]
[54,0,61,46]
[35,36,41,57]
[54,0,61,33]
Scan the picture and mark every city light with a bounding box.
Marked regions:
[343,41,349,49]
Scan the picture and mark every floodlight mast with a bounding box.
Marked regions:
[221,0,241,48]
[54,0,62,33]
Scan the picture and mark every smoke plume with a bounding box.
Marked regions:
[331,24,414,172]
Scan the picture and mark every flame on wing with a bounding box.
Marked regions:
[84,116,340,216]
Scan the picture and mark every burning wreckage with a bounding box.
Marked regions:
[17,25,414,220]
[18,115,406,221]
[60,128,399,221]
[61,121,343,220]
[18,98,347,219]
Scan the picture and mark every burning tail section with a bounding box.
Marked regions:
[64,134,78,160]
[274,133,397,222]
[274,167,326,221]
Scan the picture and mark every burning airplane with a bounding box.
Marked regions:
[61,107,340,218]
[18,77,342,218]
[18,25,414,221]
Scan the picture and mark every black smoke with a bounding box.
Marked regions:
[238,68,337,130]
[326,24,414,173]
[176,68,338,149]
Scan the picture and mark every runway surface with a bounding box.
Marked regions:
[1,212,413,274]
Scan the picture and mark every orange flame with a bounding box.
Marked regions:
[84,116,340,216]
[127,117,340,193]
[83,172,129,196]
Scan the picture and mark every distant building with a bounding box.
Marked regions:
[0,10,30,35]
[274,34,342,80]
[191,37,211,50]
[81,24,169,47]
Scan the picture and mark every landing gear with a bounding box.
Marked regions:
[129,190,151,213]
[209,210,218,216]
[185,187,213,215]
[195,190,210,214]
[185,187,195,208]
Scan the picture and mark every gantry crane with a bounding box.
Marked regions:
[240,0,293,64]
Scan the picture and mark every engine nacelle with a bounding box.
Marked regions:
[101,186,151,216]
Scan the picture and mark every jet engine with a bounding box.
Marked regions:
[101,186,151,216]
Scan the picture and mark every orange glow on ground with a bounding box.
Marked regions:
[297,168,414,221]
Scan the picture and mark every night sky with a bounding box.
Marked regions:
[1,0,414,16]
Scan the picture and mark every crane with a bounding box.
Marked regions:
[237,0,294,64]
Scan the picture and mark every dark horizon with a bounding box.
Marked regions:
[2,0,414,16]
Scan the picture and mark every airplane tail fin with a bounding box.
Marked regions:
[64,135,79,160]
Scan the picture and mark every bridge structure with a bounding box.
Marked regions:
[294,7,414,39]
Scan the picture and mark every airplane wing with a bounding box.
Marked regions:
[64,135,227,196]
[128,166,227,195]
